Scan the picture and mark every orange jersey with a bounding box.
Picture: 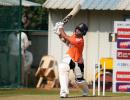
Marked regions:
[67,34,84,62]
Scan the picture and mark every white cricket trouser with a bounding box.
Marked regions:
[58,55,88,96]
[58,55,71,95]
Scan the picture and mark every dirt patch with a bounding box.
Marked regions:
[0,95,130,100]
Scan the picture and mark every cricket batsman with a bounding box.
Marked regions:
[54,22,89,98]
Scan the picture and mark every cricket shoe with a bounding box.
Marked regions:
[82,88,89,97]
[82,92,88,97]
[60,93,68,98]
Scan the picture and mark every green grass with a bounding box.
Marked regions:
[0,88,130,97]
[0,88,59,96]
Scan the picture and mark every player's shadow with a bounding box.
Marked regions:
[60,95,113,99]
[68,96,111,98]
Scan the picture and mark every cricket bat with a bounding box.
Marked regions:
[62,0,85,25]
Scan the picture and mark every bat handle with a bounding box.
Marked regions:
[62,15,73,25]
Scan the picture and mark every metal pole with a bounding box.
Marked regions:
[17,0,22,86]
[98,63,100,96]
[103,62,106,96]
[93,64,96,96]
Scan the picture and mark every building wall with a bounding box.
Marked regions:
[86,11,125,82]
[30,32,48,67]
[48,10,128,82]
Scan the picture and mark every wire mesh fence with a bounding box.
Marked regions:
[0,0,48,88]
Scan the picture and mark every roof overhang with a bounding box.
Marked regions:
[43,0,130,11]
[0,0,41,7]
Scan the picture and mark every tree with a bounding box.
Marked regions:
[23,0,48,30]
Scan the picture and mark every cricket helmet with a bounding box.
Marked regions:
[75,23,88,36]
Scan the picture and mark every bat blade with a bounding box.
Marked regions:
[62,0,85,25]
[62,3,81,25]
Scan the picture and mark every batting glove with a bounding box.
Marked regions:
[57,22,64,28]
[53,22,64,35]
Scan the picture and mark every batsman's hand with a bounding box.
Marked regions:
[53,22,64,35]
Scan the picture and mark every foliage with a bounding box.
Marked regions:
[23,0,48,30]
[0,0,48,30]
[0,6,19,30]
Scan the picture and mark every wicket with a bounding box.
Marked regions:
[93,62,106,96]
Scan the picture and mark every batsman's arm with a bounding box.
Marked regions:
[59,28,70,42]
